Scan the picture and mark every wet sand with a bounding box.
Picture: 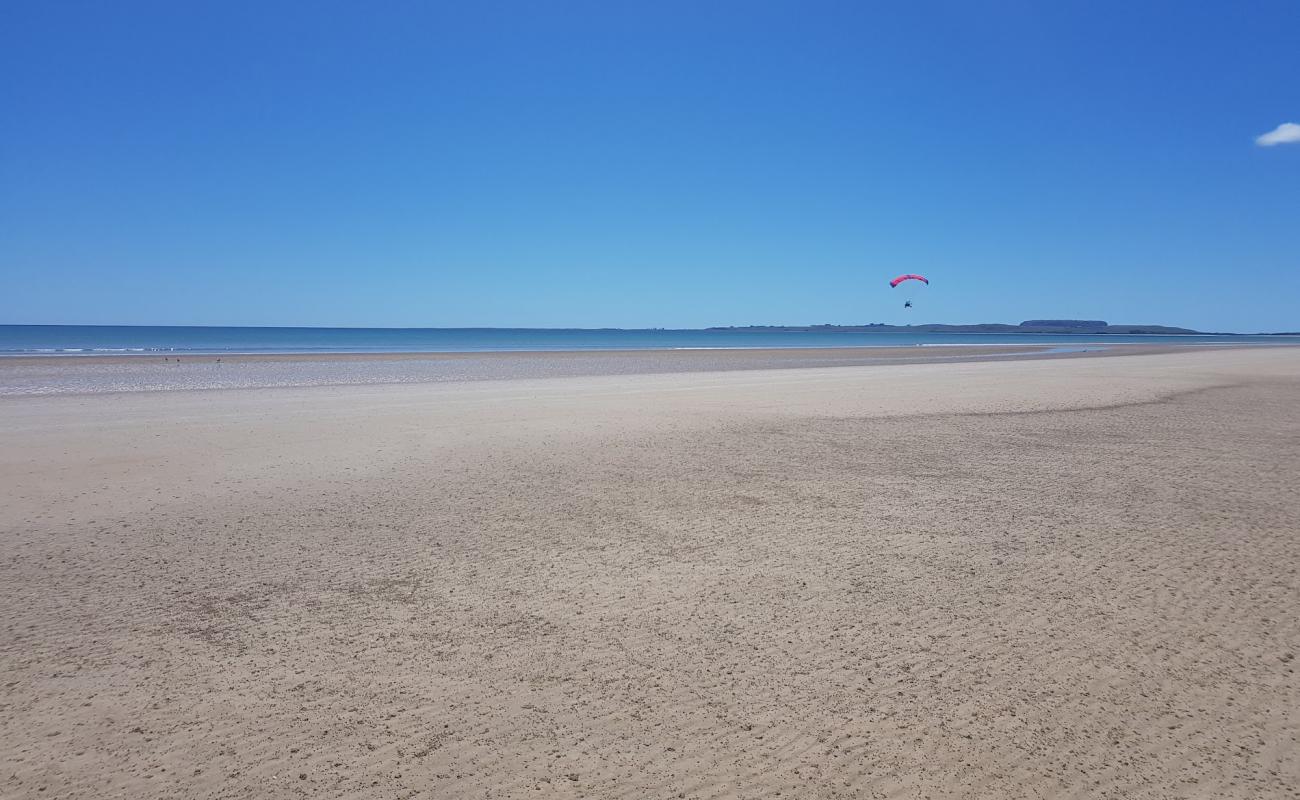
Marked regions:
[1,344,1083,366]
[2,347,1298,798]
[0,343,1197,396]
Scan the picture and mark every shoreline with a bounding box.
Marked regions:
[0,340,1290,366]
[1,343,1068,366]
[0,343,1248,398]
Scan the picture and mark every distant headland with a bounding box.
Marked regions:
[708,320,1226,335]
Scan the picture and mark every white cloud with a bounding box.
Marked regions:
[1256,122,1300,146]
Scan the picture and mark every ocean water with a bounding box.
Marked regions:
[0,325,1290,355]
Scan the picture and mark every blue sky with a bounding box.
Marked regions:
[2,1,1297,331]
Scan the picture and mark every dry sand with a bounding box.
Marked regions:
[2,347,1298,798]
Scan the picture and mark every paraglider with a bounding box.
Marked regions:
[888,274,929,288]
[890,274,928,308]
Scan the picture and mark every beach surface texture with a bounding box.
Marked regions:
[2,346,1298,798]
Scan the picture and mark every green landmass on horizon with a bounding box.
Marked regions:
[708,319,1216,335]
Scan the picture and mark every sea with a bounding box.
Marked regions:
[0,324,1290,355]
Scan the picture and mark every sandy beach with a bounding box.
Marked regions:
[2,346,1298,798]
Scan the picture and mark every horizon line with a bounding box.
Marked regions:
[1,322,1294,336]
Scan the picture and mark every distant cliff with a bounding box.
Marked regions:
[708,320,1206,334]
[1021,320,1108,329]
[1014,320,1201,334]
